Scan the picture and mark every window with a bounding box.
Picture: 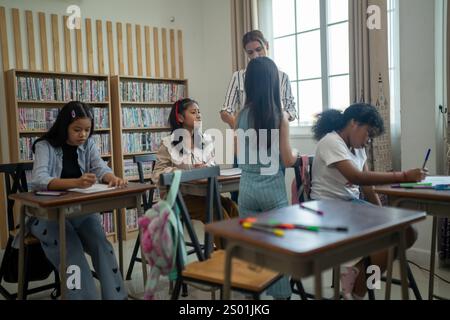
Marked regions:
[387,0,401,170]
[271,0,350,127]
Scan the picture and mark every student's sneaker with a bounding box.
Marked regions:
[340,266,360,300]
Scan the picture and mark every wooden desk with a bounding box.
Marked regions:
[9,183,152,300]
[180,175,240,197]
[205,200,426,300]
[375,185,450,300]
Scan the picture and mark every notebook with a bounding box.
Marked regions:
[392,176,450,189]
[220,168,242,177]
[68,184,116,194]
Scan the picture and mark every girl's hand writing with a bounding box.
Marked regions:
[78,173,97,189]
[404,168,428,182]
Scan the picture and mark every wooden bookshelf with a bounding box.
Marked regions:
[111,75,188,239]
[5,69,117,243]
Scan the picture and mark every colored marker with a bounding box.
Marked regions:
[300,204,324,216]
[241,222,285,237]
[274,223,348,233]
[241,219,348,233]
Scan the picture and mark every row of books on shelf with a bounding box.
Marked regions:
[92,108,110,129]
[19,134,111,161]
[91,134,111,156]
[121,107,171,129]
[126,209,139,230]
[123,158,154,180]
[101,211,115,234]
[120,81,185,103]
[121,132,169,154]
[19,107,110,131]
[16,76,108,102]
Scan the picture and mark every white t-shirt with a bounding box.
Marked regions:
[310,131,367,201]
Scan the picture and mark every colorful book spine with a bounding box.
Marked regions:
[18,108,59,131]
[121,132,169,154]
[126,208,138,230]
[120,81,185,103]
[16,76,108,102]
[121,107,171,129]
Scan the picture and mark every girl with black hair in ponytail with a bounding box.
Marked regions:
[311,103,427,300]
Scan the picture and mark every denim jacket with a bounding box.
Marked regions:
[30,138,112,191]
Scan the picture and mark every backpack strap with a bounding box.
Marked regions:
[165,170,182,206]
[301,156,311,200]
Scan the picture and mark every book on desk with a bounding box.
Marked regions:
[68,184,117,194]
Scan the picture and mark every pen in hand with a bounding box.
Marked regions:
[422,148,431,170]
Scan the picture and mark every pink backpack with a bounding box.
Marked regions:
[291,156,311,204]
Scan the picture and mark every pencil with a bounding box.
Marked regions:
[300,204,324,216]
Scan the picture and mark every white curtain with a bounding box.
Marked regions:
[349,0,392,172]
[230,0,259,71]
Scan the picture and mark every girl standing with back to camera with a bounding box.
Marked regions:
[236,57,298,300]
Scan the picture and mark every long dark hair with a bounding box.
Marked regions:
[243,56,282,149]
[168,98,203,150]
[32,101,94,152]
[312,103,385,141]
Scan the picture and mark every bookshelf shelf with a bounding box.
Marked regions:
[123,151,157,157]
[111,75,188,239]
[120,101,174,106]
[122,127,172,131]
[17,100,110,105]
[5,69,117,243]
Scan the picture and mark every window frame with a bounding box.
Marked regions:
[269,0,350,130]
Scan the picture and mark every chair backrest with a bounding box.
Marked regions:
[292,156,314,203]
[160,166,222,261]
[133,154,157,210]
[0,163,33,232]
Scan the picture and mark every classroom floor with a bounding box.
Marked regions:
[1,221,449,300]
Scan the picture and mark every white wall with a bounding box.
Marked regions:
[0,0,232,161]
[398,0,437,258]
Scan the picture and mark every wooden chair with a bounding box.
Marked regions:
[290,156,316,300]
[0,163,60,300]
[125,154,157,281]
[159,166,282,300]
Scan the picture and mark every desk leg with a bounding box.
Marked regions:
[117,209,123,277]
[333,266,340,300]
[398,229,410,300]
[314,263,323,300]
[17,205,26,300]
[385,247,394,300]
[429,216,438,300]
[59,211,67,300]
[223,244,236,300]
[136,196,148,286]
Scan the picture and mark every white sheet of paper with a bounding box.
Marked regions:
[68,184,116,194]
[220,168,242,176]
[422,176,450,186]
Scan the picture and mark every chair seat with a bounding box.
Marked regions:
[182,250,280,292]
[9,229,40,246]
